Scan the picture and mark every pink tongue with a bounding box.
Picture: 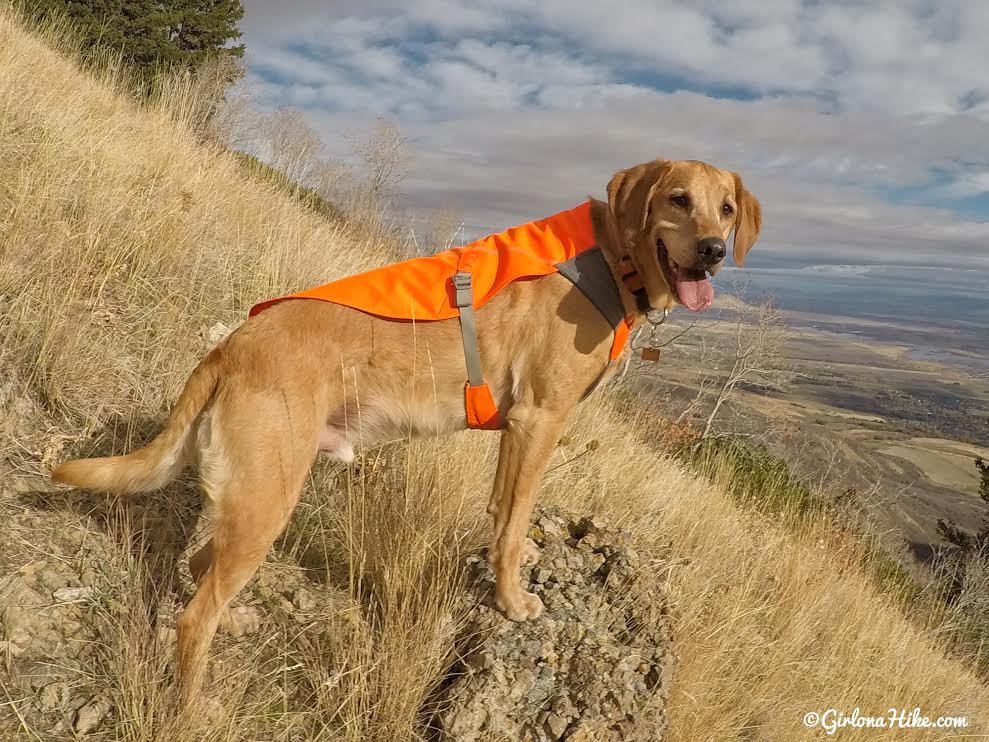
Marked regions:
[675,267,714,311]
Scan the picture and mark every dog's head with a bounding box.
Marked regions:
[606,159,762,312]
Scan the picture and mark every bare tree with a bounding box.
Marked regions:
[265,108,323,186]
[205,87,257,150]
[310,158,355,201]
[690,299,797,441]
[347,117,411,201]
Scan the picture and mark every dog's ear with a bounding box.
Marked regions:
[731,172,762,267]
[607,160,670,247]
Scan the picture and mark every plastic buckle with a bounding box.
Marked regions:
[453,271,473,308]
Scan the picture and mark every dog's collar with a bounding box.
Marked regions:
[617,256,655,314]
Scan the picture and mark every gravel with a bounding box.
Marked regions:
[435,507,674,742]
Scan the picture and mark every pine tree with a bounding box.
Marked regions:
[25,0,244,76]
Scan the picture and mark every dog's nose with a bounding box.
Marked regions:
[697,237,727,266]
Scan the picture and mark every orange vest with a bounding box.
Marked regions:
[250,201,631,429]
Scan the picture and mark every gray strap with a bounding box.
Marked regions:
[556,247,628,402]
[555,247,626,330]
[453,271,484,387]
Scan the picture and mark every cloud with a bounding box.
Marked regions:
[238,0,989,270]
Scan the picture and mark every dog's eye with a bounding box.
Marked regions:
[722,202,734,216]
[670,194,690,208]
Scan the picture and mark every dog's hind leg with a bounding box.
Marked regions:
[175,393,318,707]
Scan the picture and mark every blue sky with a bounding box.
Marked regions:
[238,1,989,270]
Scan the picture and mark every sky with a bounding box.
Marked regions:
[237,1,989,271]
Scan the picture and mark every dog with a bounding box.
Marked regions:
[52,158,761,702]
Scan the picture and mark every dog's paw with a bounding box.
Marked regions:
[520,537,541,567]
[495,589,544,622]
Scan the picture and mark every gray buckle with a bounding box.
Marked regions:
[453,271,473,308]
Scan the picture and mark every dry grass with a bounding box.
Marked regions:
[0,11,393,437]
[1,8,987,740]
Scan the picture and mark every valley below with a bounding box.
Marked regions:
[630,302,989,561]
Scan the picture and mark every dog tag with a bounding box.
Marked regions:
[641,347,661,362]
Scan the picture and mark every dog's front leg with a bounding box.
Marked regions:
[488,405,568,621]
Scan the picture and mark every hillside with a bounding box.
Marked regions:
[1,9,987,740]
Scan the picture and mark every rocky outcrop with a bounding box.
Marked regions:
[435,508,674,742]
[1,498,674,740]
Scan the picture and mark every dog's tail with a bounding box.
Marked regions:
[52,348,223,494]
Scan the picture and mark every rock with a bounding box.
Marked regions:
[533,568,552,584]
[53,586,93,602]
[19,560,45,578]
[203,321,232,346]
[435,508,674,742]
[39,569,72,592]
[290,587,316,612]
[546,711,568,738]
[11,476,37,493]
[0,574,47,656]
[38,681,69,712]
[222,605,262,637]
[0,574,92,660]
[73,696,111,735]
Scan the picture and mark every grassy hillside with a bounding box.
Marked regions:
[1,9,986,740]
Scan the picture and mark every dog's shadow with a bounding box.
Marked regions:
[19,427,444,630]
[18,414,205,613]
